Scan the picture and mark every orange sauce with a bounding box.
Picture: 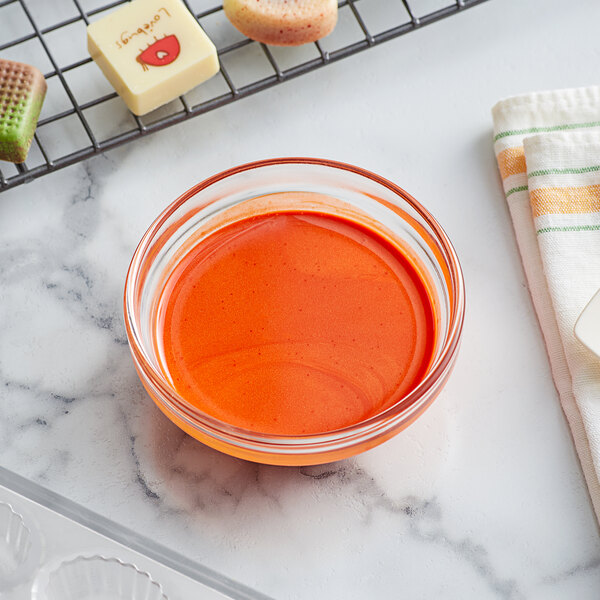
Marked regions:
[157,210,436,435]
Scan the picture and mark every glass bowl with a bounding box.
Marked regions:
[124,158,465,466]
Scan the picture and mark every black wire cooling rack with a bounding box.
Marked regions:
[0,0,490,192]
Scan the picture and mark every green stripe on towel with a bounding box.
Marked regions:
[494,120,600,142]
[529,165,600,177]
[506,185,528,197]
[537,224,600,235]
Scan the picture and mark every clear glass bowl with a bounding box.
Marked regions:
[124,158,465,466]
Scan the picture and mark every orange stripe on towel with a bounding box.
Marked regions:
[531,184,600,218]
[497,147,527,179]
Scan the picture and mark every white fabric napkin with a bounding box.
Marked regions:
[492,87,600,520]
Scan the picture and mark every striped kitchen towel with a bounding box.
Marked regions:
[492,86,600,521]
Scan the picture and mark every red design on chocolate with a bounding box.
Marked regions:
[136,34,180,71]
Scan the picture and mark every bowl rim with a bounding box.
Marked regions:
[124,157,465,451]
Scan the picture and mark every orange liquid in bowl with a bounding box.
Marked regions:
[156,209,437,436]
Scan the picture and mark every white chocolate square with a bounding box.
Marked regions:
[87,0,219,115]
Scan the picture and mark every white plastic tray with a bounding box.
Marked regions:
[0,467,271,600]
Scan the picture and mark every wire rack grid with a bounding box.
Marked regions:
[0,0,490,193]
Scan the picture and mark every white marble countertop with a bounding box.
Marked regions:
[2,0,600,598]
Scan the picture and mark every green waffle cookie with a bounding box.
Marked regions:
[0,59,47,164]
